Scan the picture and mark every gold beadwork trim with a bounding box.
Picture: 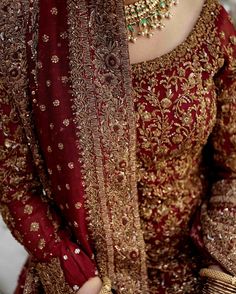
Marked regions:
[67,0,115,283]
[200,268,236,286]
[67,0,148,292]
[99,277,112,294]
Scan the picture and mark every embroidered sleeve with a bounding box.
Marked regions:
[0,2,97,293]
[200,9,236,275]
[0,55,98,294]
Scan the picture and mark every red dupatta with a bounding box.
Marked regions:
[3,0,148,292]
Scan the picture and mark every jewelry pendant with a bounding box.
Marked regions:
[125,0,179,43]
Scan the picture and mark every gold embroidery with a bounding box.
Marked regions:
[230,35,236,45]
[53,100,60,107]
[51,55,59,63]
[130,0,236,292]
[36,258,74,294]
[23,260,42,294]
[38,238,46,250]
[1,5,76,293]
[201,80,236,276]
[30,222,40,232]
[67,0,148,292]
[50,7,58,15]
[75,202,82,209]
[24,205,33,215]
[42,34,50,42]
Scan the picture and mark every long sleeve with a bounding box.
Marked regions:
[0,92,97,293]
[200,10,236,275]
[0,2,97,293]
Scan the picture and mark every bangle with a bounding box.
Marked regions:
[99,277,112,294]
[200,268,236,294]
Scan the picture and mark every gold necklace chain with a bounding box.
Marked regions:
[125,0,179,42]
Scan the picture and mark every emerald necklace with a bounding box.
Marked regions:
[125,0,179,42]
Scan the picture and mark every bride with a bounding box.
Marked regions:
[1,0,236,293]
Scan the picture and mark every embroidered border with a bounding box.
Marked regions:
[67,0,148,292]
[67,0,115,284]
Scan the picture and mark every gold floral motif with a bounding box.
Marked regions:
[30,222,40,232]
[24,205,34,215]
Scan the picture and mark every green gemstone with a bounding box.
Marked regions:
[140,18,147,24]
[128,24,134,32]
[160,1,166,8]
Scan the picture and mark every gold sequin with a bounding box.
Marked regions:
[61,76,68,83]
[56,164,61,171]
[68,162,74,169]
[49,123,54,129]
[63,119,70,126]
[47,146,52,153]
[50,7,58,15]
[39,104,46,111]
[51,55,59,63]
[42,34,49,42]
[53,100,60,107]
[58,143,64,150]
[75,202,82,209]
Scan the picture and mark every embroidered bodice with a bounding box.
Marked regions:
[132,1,236,292]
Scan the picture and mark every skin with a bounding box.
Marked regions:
[77,277,103,294]
[128,0,205,64]
[76,0,223,292]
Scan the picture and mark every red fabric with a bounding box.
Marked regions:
[26,0,97,286]
[131,4,236,293]
[1,0,97,291]
[1,1,236,293]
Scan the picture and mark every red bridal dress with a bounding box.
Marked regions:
[0,0,236,293]
[132,1,236,292]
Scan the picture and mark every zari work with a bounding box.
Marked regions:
[0,0,236,293]
[132,0,236,292]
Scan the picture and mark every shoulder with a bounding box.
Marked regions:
[199,0,236,58]
[216,3,236,40]
[213,1,236,58]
